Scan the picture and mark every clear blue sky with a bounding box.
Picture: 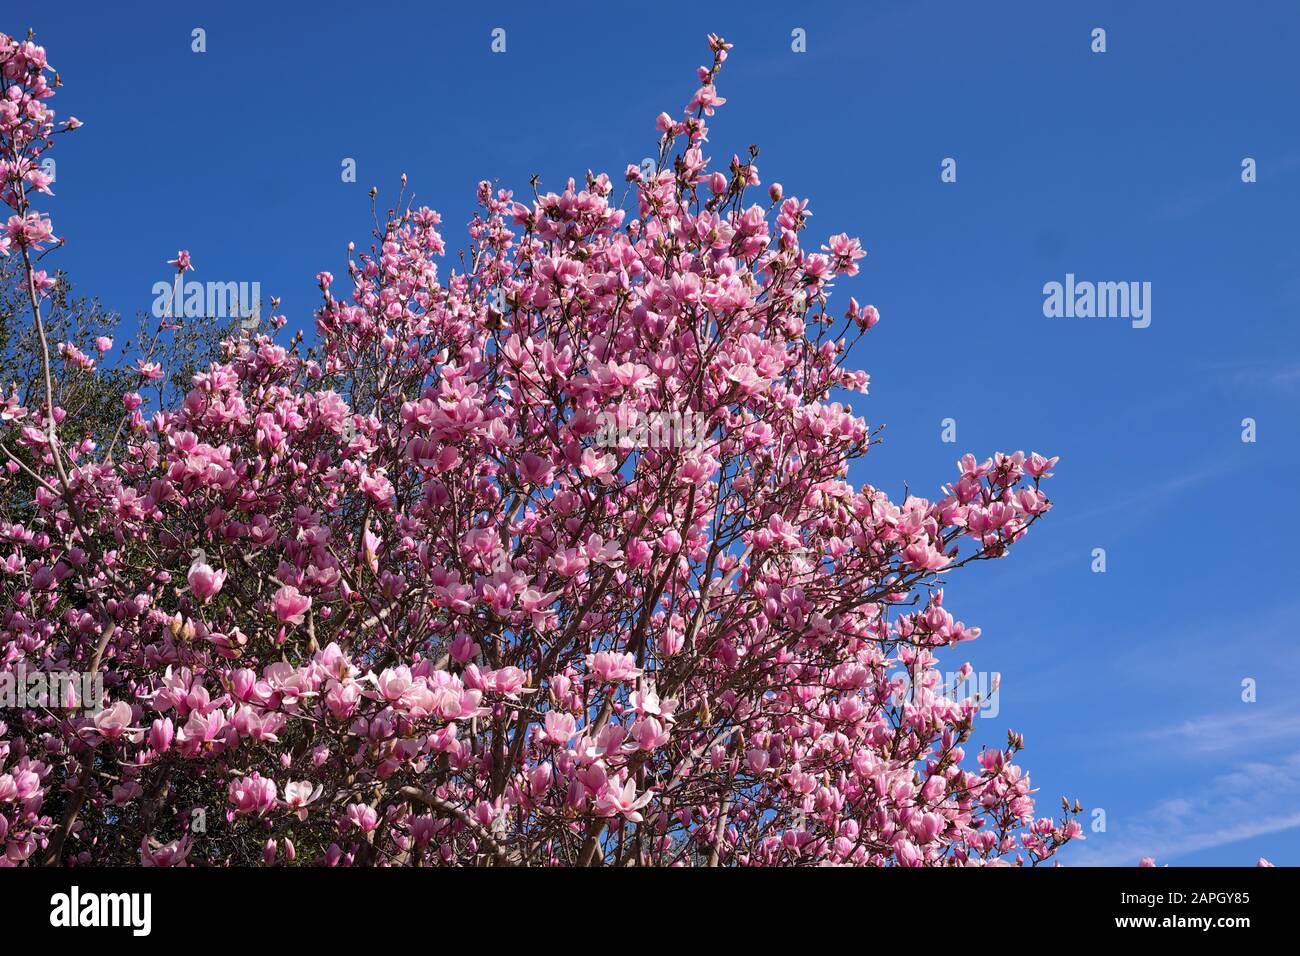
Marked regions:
[25,0,1300,865]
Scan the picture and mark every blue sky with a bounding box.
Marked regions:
[24,0,1299,864]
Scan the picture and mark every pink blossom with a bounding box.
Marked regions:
[542,711,576,745]
[141,835,193,867]
[228,773,277,816]
[586,651,643,684]
[93,701,134,740]
[273,585,312,625]
[147,718,174,753]
[187,561,226,602]
[594,777,654,822]
[346,803,378,833]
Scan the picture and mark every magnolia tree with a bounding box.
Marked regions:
[0,30,1090,868]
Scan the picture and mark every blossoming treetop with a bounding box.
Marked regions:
[0,30,1081,866]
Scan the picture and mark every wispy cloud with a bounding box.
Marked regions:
[1141,707,1300,754]
[1054,462,1233,528]
[1204,358,1300,393]
[1067,748,1300,866]
[1149,152,1300,224]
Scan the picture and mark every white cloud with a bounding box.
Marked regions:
[1067,749,1300,866]
[1141,707,1300,754]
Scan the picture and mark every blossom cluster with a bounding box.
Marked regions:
[0,31,1083,866]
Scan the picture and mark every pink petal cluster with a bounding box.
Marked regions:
[188,561,226,603]
[272,585,312,626]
